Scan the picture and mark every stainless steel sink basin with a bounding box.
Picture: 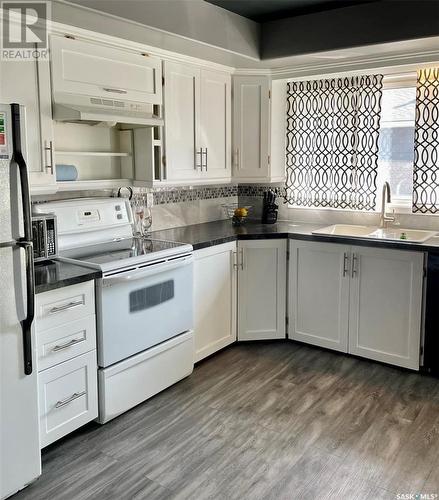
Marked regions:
[312,224,437,243]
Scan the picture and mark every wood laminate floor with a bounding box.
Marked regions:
[13,342,439,500]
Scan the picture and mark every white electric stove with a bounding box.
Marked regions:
[33,198,194,423]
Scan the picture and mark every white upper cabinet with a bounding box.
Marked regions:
[164,61,231,184]
[348,246,423,370]
[199,69,231,180]
[232,75,270,182]
[289,240,350,353]
[238,240,287,341]
[0,57,56,194]
[50,35,162,105]
[164,61,201,182]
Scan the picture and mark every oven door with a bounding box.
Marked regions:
[97,254,193,367]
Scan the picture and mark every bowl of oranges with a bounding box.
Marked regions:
[222,204,252,226]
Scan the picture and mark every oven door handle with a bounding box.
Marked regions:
[103,255,193,284]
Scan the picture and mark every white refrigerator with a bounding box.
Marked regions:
[0,103,41,499]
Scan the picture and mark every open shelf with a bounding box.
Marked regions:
[56,151,132,157]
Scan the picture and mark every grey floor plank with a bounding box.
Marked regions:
[11,342,439,500]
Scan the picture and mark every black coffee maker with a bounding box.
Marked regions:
[262,190,278,224]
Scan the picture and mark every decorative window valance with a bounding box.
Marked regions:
[285,75,383,210]
[412,68,439,213]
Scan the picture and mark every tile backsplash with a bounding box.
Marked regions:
[152,185,238,205]
[33,182,439,233]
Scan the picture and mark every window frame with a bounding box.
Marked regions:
[379,73,417,214]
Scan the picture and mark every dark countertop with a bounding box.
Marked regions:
[35,220,439,294]
[150,219,439,253]
[35,260,101,294]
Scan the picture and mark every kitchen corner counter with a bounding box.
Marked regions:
[150,219,439,253]
[35,260,101,294]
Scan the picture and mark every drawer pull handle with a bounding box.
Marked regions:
[55,391,86,409]
[49,300,83,314]
[52,337,85,352]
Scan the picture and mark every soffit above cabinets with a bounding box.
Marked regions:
[61,0,439,65]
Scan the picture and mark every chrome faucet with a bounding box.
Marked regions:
[379,182,395,228]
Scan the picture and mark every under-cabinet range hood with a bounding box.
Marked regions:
[53,94,164,127]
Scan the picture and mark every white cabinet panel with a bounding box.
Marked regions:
[348,246,423,370]
[232,75,270,182]
[288,240,424,370]
[51,36,162,105]
[35,280,95,332]
[289,240,350,352]
[194,242,237,362]
[39,351,98,448]
[37,315,96,372]
[0,57,55,192]
[164,63,231,184]
[199,70,231,180]
[238,240,286,340]
[164,61,201,181]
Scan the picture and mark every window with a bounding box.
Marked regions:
[376,85,416,210]
[285,73,418,212]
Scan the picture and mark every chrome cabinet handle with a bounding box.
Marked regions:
[44,140,54,174]
[55,391,86,409]
[352,253,358,277]
[52,337,85,352]
[234,148,240,169]
[195,148,202,170]
[48,300,83,314]
[102,87,127,94]
[203,148,208,172]
[240,248,244,270]
[233,250,238,269]
[343,252,349,277]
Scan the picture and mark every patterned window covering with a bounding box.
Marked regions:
[412,68,439,213]
[285,75,384,210]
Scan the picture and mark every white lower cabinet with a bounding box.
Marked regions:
[193,242,237,362]
[348,246,424,370]
[39,351,98,448]
[238,240,287,341]
[288,241,424,370]
[36,280,98,447]
[289,240,350,352]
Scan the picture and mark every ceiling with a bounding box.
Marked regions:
[205,0,379,22]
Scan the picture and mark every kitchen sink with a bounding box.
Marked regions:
[312,224,437,243]
[312,224,373,237]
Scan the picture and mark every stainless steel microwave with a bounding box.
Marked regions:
[32,213,58,262]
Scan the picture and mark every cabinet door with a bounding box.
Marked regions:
[51,36,162,105]
[289,240,350,352]
[39,350,98,448]
[238,239,286,340]
[194,242,237,362]
[164,61,201,181]
[199,69,231,181]
[0,57,56,193]
[232,75,270,182]
[348,247,423,370]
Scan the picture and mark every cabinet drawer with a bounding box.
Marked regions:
[39,351,98,448]
[36,281,95,332]
[37,315,96,372]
